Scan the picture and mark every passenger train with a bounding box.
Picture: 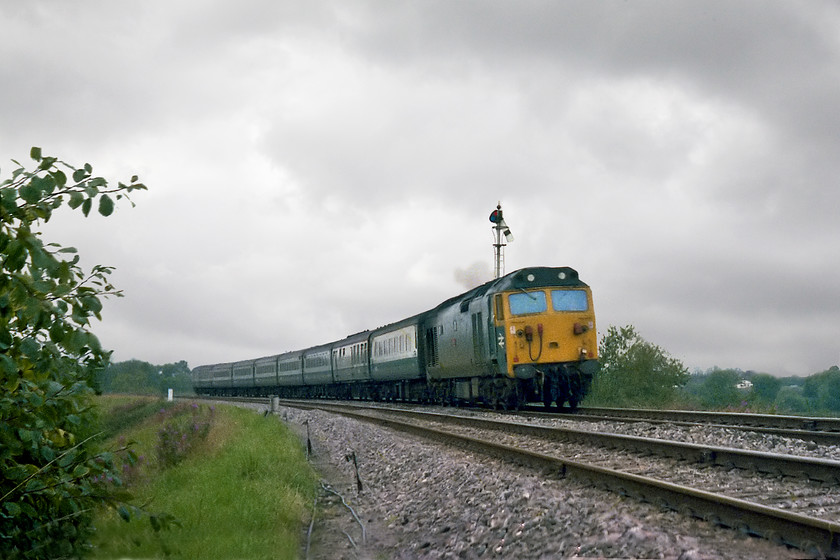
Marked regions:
[191,266,599,410]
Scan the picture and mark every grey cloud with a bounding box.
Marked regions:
[2,0,839,376]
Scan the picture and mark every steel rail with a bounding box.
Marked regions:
[575,406,840,432]
[280,399,840,557]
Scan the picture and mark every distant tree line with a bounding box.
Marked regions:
[96,359,194,396]
[586,324,840,415]
[681,365,840,415]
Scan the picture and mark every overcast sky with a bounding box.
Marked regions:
[2,1,839,377]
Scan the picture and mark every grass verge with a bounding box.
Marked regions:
[90,396,318,559]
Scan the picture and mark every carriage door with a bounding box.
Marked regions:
[471,312,485,364]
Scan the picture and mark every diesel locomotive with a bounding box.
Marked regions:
[191,266,599,409]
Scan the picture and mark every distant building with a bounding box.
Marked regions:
[736,380,753,390]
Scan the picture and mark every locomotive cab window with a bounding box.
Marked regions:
[551,289,588,312]
[508,291,547,315]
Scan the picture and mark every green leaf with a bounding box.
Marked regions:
[30,146,42,160]
[81,295,103,314]
[0,328,12,351]
[49,323,66,344]
[39,156,57,170]
[72,168,87,182]
[3,375,20,392]
[41,446,56,462]
[19,183,41,203]
[51,169,67,187]
[4,502,21,517]
[81,198,92,217]
[98,194,114,216]
[32,174,55,194]
[25,478,46,493]
[27,391,44,408]
[21,337,40,358]
[58,450,77,468]
[0,354,17,375]
[68,191,84,209]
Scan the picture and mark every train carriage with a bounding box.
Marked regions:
[368,316,426,401]
[190,365,213,393]
[276,350,304,387]
[209,363,233,396]
[370,317,423,382]
[332,331,372,385]
[231,359,255,393]
[302,343,332,388]
[253,354,279,391]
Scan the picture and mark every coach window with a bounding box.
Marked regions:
[509,291,547,315]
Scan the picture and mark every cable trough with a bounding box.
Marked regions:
[279,399,840,558]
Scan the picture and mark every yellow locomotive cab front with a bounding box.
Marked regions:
[494,285,599,408]
[496,287,598,372]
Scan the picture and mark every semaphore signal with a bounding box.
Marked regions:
[490,202,513,279]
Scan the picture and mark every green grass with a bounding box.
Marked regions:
[90,397,318,559]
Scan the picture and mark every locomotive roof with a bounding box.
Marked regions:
[431,266,586,311]
[494,266,585,291]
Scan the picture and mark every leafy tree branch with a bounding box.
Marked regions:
[1,147,147,559]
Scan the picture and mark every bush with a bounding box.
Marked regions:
[586,325,688,408]
[0,148,145,558]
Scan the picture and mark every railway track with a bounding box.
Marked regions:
[269,398,840,558]
[550,406,840,445]
[575,406,840,432]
